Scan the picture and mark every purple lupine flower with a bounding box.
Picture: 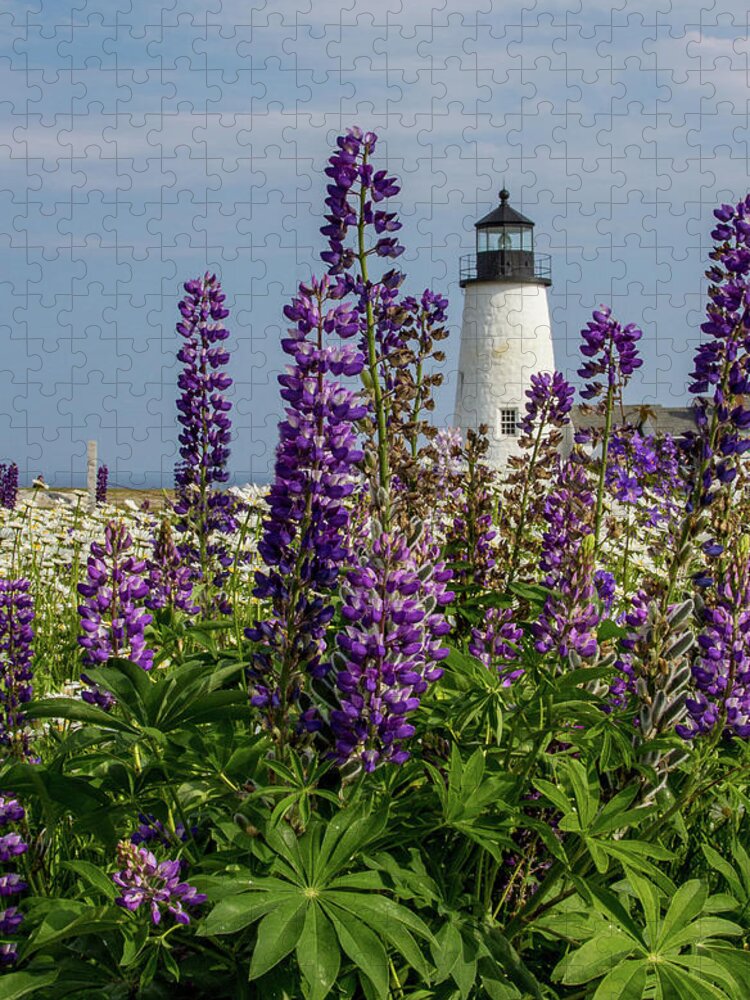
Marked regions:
[469,607,525,687]
[680,198,750,511]
[519,371,576,437]
[531,461,599,662]
[246,275,366,729]
[321,127,404,277]
[96,464,108,505]
[577,306,643,401]
[0,464,19,511]
[0,795,27,964]
[331,525,453,771]
[130,813,196,847]
[677,542,750,740]
[112,840,206,926]
[77,521,153,708]
[610,589,650,706]
[0,579,34,758]
[145,520,198,615]
[594,570,616,615]
[606,428,685,523]
[173,273,235,611]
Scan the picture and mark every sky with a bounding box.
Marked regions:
[1,0,749,486]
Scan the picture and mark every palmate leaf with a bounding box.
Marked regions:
[200,806,436,999]
[557,872,746,999]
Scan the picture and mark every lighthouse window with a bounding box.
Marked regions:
[478,227,530,253]
[499,408,519,436]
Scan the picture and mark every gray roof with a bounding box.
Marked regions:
[476,189,535,228]
[573,404,695,437]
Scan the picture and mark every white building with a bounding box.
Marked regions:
[454,189,555,468]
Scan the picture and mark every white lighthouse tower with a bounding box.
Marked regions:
[454,189,555,469]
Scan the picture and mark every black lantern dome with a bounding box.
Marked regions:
[460,189,551,287]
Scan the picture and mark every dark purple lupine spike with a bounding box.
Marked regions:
[77,520,154,708]
[519,371,576,437]
[96,464,109,505]
[172,272,235,612]
[112,840,206,926]
[0,795,27,965]
[531,461,599,662]
[577,305,643,401]
[145,520,198,615]
[469,607,525,687]
[0,464,19,511]
[0,579,34,759]
[245,275,366,730]
[679,197,750,513]
[320,127,404,277]
[331,524,453,772]
[677,538,750,740]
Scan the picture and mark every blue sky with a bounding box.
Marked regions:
[1,0,749,486]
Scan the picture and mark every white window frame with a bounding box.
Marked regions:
[498,407,519,436]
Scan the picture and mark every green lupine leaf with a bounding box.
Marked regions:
[60,860,117,901]
[248,897,306,980]
[200,893,289,936]
[656,964,727,1000]
[702,844,745,901]
[591,960,648,1000]
[657,879,707,949]
[0,970,60,1000]
[296,903,340,1000]
[560,932,636,985]
[329,907,389,999]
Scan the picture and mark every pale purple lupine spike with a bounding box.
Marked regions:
[145,520,198,615]
[77,520,154,708]
[469,607,525,687]
[111,840,206,926]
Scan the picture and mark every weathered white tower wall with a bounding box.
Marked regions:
[454,280,555,468]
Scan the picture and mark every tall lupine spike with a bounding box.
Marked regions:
[673,198,750,572]
[173,272,235,613]
[321,127,408,514]
[0,795,28,966]
[0,580,34,759]
[531,460,600,663]
[443,426,497,590]
[576,306,643,554]
[245,275,366,745]
[677,536,750,740]
[506,371,576,583]
[331,521,453,772]
[77,520,153,708]
[96,464,109,505]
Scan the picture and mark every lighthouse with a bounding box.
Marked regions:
[454,189,554,469]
